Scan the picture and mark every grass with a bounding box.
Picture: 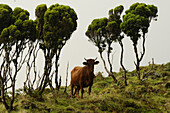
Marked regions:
[0,63,170,113]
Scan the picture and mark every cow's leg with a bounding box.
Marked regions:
[76,86,80,98]
[70,84,74,98]
[80,85,84,99]
[73,87,77,97]
[89,86,92,95]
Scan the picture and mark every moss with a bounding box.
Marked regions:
[123,99,140,108]
[92,87,103,94]
[163,92,170,97]
[93,80,108,88]
[125,107,137,113]
[65,105,75,112]
[99,88,112,94]
[0,104,7,113]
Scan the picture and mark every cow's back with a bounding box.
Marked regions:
[71,66,82,86]
[71,66,92,87]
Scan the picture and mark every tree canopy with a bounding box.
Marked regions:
[0,4,37,110]
[37,3,78,51]
[86,17,108,53]
[85,5,125,82]
[120,3,158,44]
[120,3,158,80]
[1,6,36,45]
[35,3,78,91]
[0,4,12,32]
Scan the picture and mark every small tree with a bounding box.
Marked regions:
[35,3,78,93]
[45,4,78,90]
[0,4,12,101]
[107,5,128,86]
[86,17,117,82]
[0,5,36,110]
[23,5,45,98]
[120,3,158,80]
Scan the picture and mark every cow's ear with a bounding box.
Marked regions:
[94,61,99,65]
[83,62,88,65]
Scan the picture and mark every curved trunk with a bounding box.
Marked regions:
[133,43,140,80]
[119,41,127,86]
[39,49,54,95]
[10,43,19,110]
[99,52,117,82]
[133,33,146,80]
[140,33,146,62]
[107,43,113,73]
[55,48,62,90]
[0,79,9,110]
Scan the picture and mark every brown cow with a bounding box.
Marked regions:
[70,58,99,99]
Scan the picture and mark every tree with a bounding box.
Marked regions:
[0,5,36,110]
[86,17,117,82]
[35,3,78,93]
[0,4,13,109]
[107,5,128,86]
[120,3,158,80]
[23,5,45,98]
[0,4,12,101]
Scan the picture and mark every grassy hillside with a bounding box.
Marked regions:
[0,63,170,113]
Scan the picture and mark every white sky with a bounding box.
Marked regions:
[0,0,169,88]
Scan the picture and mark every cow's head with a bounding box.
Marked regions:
[83,58,99,73]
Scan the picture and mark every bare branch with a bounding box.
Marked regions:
[4,85,12,91]
[142,58,154,79]
[64,62,69,93]
[134,61,137,67]
[139,33,146,62]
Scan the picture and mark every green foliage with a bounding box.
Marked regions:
[86,5,124,54]
[0,5,37,44]
[33,3,78,95]
[35,4,47,18]
[86,17,108,53]
[1,20,36,45]
[0,4,12,32]
[12,7,29,22]
[114,5,124,16]
[35,3,77,52]
[42,3,77,50]
[0,4,37,111]
[121,2,158,44]
[21,19,37,42]
[86,17,108,38]
[107,5,124,41]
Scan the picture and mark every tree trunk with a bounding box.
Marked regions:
[55,48,62,90]
[64,62,69,93]
[139,33,146,62]
[55,55,59,90]
[0,79,9,110]
[99,52,117,82]
[133,33,146,80]
[39,53,51,95]
[119,41,127,86]
[107,43,113,73]
[133,43,140,80]
[0,51,9,110]
[10,43,19,110]
[10,81,15,110]
[0,80,1,100]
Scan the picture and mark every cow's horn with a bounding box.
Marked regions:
[84,58,87,61]
[94,57,97,61]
